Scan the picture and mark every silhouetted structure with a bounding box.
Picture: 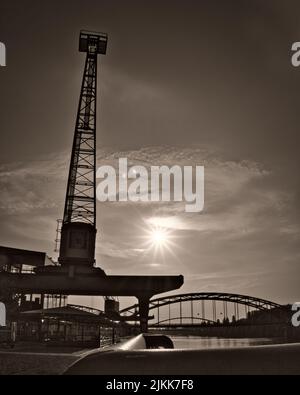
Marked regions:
[0,31,183,335]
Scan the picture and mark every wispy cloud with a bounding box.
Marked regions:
[0,145,299,303]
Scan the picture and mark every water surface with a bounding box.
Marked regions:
[171,336,284,349]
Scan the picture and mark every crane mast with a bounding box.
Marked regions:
[59,31,107,268]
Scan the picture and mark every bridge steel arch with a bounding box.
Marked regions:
[120,292,282,317]
[151,316,216,326]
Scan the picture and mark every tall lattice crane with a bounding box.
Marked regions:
[58,31,107,269]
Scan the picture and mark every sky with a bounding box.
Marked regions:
[0,0,300,308]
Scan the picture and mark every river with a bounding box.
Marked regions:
[170,335,286,349]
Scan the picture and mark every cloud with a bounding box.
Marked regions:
[0,151,68,214]
[0,145,299,303]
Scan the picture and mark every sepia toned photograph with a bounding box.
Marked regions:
[0,0,300,379]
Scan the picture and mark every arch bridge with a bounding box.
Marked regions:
[120,292,282,326]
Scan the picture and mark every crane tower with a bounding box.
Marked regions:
[59,31,107,268]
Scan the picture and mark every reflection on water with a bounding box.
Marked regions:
[171,336,283,349]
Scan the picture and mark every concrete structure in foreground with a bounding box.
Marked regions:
[0,271,183,298]
[0,258,183,332]
[64,335,300,375]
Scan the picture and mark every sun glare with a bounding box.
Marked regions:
[137,217,182,258]
[142,223,176,255]
[150,228,169,246]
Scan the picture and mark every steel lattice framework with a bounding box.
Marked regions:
[63,31,107,226]
[120,292,282,315]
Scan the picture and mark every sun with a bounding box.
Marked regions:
[142,224,175,255]
[136,217,181,258]
[150,228,169,247]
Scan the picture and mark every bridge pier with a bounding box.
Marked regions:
[138,296,150,333]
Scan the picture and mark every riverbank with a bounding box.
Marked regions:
[1,338,300,375]
[0,351,79,375]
